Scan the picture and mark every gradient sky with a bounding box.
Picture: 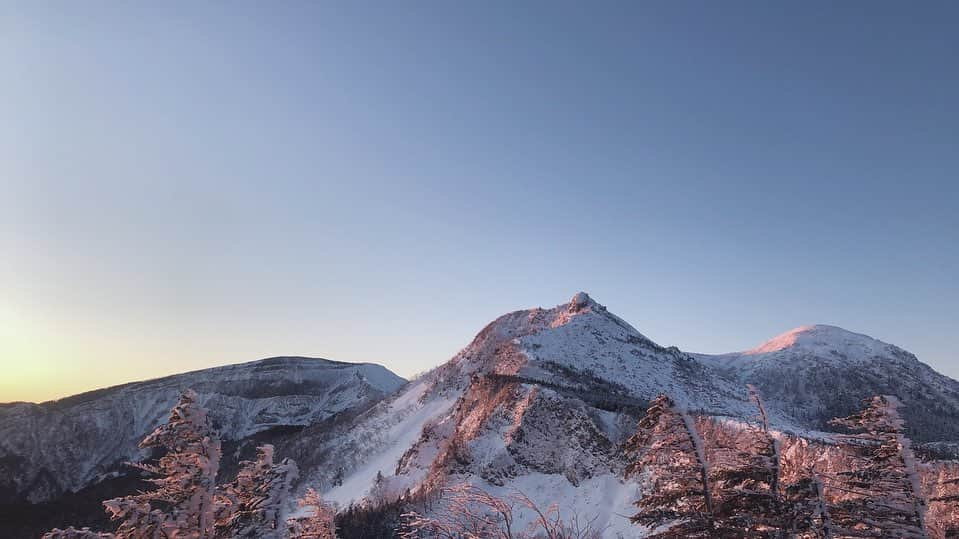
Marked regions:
[2,2,958,403]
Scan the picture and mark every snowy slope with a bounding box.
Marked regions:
[0,357,405,503]
[421,291,755,414]
[706,324,907,369]
[696,324,959,443]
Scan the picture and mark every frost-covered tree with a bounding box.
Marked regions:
[215,444,299,538]
[782,474,832,538]
[705,387,786,537]
[748,385,781,497]
[288,488,337,539]
[776,436,838,538]
[625,394,715,538]
[42,390,224,539]
[105,389,222,538]
[825,395,927,538]
[100,498,170,539]
[925,460,959,539]
[400,483,602,539]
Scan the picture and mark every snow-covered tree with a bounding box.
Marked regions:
[288,488,337,539]
[367,470,392,505]
[215,444,299,538]
[100,498,170,538]
[105,389,222,539]
[705,387,786,536]
[748,385,781,496]
[401,484,517,539]
[825,395,927,538]
[924,460,959,539]
[400,483,601,539]
[625,394,714,538]
[775,435,839,538]
[782,474,832,538]
[42,390,224,539]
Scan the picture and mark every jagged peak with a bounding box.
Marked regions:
[549,291,609,328]
[567,291,595,312]
[480,292,606,338]
[440,292,636,380]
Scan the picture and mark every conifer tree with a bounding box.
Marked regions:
[288,488,337,539]
[707,387,786,537]
[104,389,222,538]
[826,395,927,538]
[782,474,832,538]
[625,394,715,538]
[215,444,299,538]
[42,390,225,539]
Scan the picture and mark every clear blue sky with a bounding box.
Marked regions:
[2,1,957,401]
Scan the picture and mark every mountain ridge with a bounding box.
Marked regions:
[4,292,959,538]
[2,356,397,407]
[0,356,406,503]
[703,323,911,364]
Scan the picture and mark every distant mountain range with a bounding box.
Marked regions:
[3,292,958,537]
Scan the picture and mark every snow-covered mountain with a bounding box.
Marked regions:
[278,294,959,535]
[282,293,760,534]
[5,293,959,538]
[0,357,405,503]
[698,324,959,444]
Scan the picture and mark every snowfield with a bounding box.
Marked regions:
[324,381,458,507]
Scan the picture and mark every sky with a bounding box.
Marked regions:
[1,1,957,403]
